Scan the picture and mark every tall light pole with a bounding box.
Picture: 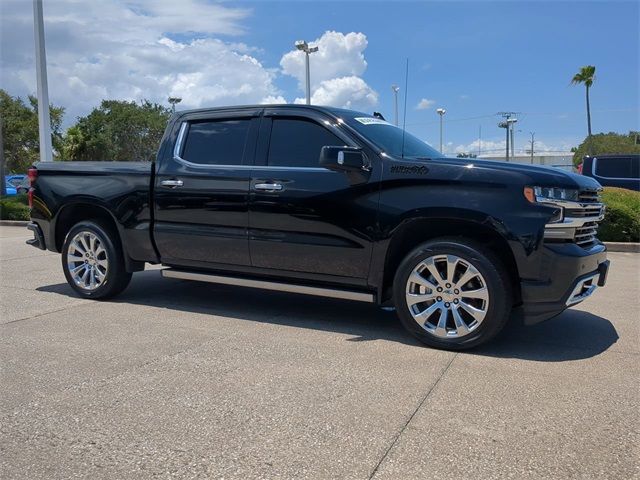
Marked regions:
[168,97,182,113]
[33,0,53,162]
[529,132,535,164]
[436,108,446,154]
[295,40,319,105]
[391,85,400,126]
[498,121,509,161]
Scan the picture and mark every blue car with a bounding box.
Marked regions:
[4,175,28,196]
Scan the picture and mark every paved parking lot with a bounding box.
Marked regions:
[0,225,638,479]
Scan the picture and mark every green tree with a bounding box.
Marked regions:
[0,89,65,173]
[571,65,596,138]
[62,100,171,161]
[572,131,640,166]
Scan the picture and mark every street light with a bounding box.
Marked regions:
[391,85,400,126]
[436,108,446,154]
[295,40,319,105]
[33,0,53,162]
[168,97,182,113]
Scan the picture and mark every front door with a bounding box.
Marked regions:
[249,109,379,280]
[154,109,260,269]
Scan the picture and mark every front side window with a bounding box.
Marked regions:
[595,157,639,179]
[181,119,251,166]
[268,118,345,168]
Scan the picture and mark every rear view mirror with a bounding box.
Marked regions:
[319,146,368,172]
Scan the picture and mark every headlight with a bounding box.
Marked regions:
[523,186,576,223]
[524,186,579,203]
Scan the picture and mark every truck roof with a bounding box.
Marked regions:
[171,104,371,119]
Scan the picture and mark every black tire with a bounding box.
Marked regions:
[61,220,132,299]
[392,237,512,350]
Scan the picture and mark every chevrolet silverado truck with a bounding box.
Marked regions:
[26,105,609,350]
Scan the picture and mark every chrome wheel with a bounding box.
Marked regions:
[67,231,109,291]
[405,254,489,338]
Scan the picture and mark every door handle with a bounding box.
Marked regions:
[160,179,184,188]
[254,183,283,192]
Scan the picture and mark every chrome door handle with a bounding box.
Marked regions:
[160,179,184,188]
[254,183,283,192]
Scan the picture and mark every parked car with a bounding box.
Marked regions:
[580,154,640,191]
[4,175,28,195]
[25,105,609,350]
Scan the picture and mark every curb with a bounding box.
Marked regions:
[604,242,640,253]
[0,220,29,227]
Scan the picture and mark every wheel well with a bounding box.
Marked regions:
[381,218,521,304]
[54,204,120,252]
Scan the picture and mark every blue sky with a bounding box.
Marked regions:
[1,0,638,155]
[237,0,639,154]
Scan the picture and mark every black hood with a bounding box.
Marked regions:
[438,157,602,191]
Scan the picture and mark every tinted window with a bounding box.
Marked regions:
[339,112,442,159]
[268,118,344,168]
[181,119,251,165]
[595,157,640,179]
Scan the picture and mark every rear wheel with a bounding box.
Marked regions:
[61,221,132,299]
[393,238,512,350]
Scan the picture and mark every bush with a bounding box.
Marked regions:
[598,188,640,242]
[0,195,30,221]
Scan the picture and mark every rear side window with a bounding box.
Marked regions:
[268,118,344,168]
[595,157,639,179]
[181,119,251,166]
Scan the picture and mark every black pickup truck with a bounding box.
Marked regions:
[26,105,609,350]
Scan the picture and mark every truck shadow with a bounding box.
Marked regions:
[37,269,618,362]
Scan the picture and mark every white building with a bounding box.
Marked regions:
[477,153,576,172]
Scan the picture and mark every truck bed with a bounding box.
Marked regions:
[30,161,157,266]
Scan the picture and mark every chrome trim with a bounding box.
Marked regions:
[173,122,188,160]
[161,269,375,302]
[254,183,283,191]
[566,273,599,306]
[160,179,184,188]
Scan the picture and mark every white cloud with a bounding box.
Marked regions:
[416,98,436,110]
[280,31,378,110]
[0,0,282,124]
[294,76,378,110]
[454,138,575,156]
[280,31,368,89]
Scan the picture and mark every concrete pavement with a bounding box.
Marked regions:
[0,225,638,479]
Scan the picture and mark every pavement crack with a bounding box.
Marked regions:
[368,352,458,480]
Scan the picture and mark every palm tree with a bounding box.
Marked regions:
[571,65,596,138]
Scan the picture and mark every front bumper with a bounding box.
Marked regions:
[520,243,608,325]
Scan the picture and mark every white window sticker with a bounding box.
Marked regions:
[354,117,393,126]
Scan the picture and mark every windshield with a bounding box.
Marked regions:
[339,113,442,159]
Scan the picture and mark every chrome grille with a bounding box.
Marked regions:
[543,189,604,249]
[574,221,599,247]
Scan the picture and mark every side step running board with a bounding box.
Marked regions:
[161,269,375,303]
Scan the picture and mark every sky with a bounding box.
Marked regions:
[1,0,638,156]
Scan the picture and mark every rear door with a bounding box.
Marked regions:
[248,108,379,281]
[154,108,261,268]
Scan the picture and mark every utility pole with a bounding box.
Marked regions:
[0,118,6,196]
[391,85,400,126]
[478,125,482,157]
[436,108,446,154]
[508,119,517,160]
[498,121,509,161]
[33,0,53,162]
[295,40,319,105]
[529,132,535,164]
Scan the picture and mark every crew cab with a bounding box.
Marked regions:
[26,105,609,350]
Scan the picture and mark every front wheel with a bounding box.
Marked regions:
[61,221,132,299]
[392,238,512,350]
